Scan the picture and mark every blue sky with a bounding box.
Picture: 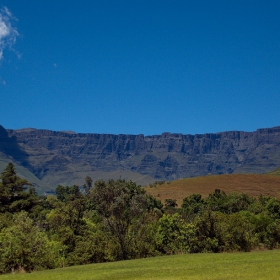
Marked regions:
[1,1,280,135]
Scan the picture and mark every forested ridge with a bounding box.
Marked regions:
[1,163,280,274]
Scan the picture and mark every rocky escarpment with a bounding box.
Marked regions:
[2,125,280,188]
[0,125,29,166]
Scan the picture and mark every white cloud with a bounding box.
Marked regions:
[0,77,6,85]
[0,6,19,60]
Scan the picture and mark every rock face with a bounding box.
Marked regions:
[0,125,29,166]
[2,125,280,188]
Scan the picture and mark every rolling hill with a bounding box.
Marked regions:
[145,173,280,206]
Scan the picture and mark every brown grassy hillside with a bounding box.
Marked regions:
[145,174,280,207]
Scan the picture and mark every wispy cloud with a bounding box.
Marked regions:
[0,77,6,85]
[0,6,19,60]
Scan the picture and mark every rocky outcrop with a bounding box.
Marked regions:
[0,125,29,167]
[2,125,280,187]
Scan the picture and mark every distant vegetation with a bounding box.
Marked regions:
[1,163,280,275]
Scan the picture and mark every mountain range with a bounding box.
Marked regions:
[1,125,280,193]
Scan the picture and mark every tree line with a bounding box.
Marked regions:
[0,163,280,274]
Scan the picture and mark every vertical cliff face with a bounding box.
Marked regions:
[0,126,29,167]
[2,125,280,187]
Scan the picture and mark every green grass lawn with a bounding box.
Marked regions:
[1,250,280,280]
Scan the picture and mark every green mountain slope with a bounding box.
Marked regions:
[0,154,53,194]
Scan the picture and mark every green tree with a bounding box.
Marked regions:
[265,198,280,219]
[214,212,255,252]
[46,195,86,254]
[181,194,205,219]
[222,193,254,214]
[193,210,220,252]
[0,163,33,213]
[55,185,82,202]
[206,189,227,212]
[90,179,153,260]
[83,176,93,196]
[165,199,178,208]
[155,213,200,254]
[164,198,178,214]
[0,212,64,273]
[67,217,119,265]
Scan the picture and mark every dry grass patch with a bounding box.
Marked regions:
[145,174,280,206]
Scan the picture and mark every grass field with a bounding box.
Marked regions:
[0,250,280,280]
[145,174,280,206]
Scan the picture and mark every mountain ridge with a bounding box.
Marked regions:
[1,125,280,191]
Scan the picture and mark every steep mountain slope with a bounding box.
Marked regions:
[1,125,280,189]
[0,155,53,194]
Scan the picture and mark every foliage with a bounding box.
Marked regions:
[0,212,64,274]
[181,193,205,220]
[55,185,82,202]
[90,179,157,260]
[1,163,280,275]
[83,176,93,196]
[67,220,119,265]
[0,163,35,213]
[155,213,200,254]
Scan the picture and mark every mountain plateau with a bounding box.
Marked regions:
[1,125,280,192]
